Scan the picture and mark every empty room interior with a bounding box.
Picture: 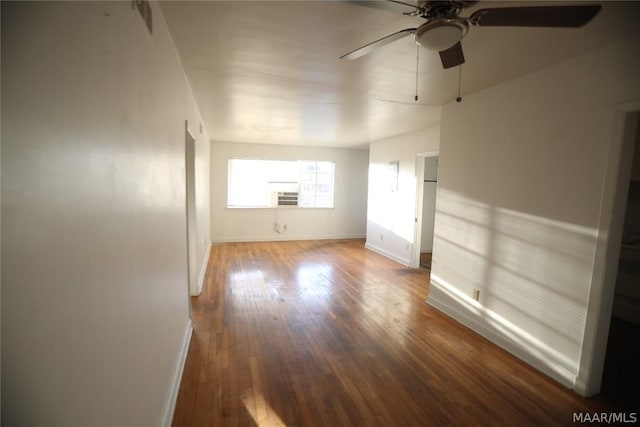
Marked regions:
[2,1,640,425]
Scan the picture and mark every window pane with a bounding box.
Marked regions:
[317,162,333,173]
[267,160,299,183]
[228,159,269,207]
[317,173,332,185]
[301,162,317,173]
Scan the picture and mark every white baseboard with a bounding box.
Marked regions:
[427,275,577,389]
[194,242,211,296]
[161,320,193,427]
[212,234,365,243]
[364,242,410,266]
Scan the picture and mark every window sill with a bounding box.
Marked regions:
[226,206,334,210]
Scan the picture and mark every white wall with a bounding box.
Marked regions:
[421,156,438,252]
[1,2,210,425]
[428,35,640,391]
[366,126,441,265]
[210,141,368,242]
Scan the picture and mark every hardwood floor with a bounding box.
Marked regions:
[419,252,432,270]
[172,239,614,426]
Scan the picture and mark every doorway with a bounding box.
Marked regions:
[578,105,640,399]
[185,122,198,305]
[600,112,640,409]
[412,152,439,269]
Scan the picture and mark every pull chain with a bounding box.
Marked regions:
[415,44,420,102]
[456,64,462,103]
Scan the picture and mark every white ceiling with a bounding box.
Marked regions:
[160,1,640,148]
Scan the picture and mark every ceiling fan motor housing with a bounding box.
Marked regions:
[415,19,469,51]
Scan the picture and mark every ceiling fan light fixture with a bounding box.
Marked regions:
[415,20,469,51]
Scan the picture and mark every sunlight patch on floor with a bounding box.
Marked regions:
[242,390,286,427]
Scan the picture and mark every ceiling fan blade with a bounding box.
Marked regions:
[340,28,416,60]
[340,0,420,15]
[470,5,601,28]
[439,41,465,69]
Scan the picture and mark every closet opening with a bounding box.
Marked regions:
[412,152,439,270]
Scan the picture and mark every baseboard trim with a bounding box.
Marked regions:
[426,275,577,389]
[212,234,366,243]
[161,320,193,427]
[364,242,410,266]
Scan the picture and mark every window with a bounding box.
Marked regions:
[228,159,335,208]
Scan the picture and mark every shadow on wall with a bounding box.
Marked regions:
[428,189,597,384]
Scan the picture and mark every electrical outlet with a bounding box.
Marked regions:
[380,234,384,240]
[472,289,480,301]
[273,222,286,234]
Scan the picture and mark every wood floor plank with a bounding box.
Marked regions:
[173,239,616,426]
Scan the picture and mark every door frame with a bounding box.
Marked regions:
[411,151,439,268]
[575,102,640,396]
[185,122,198,305]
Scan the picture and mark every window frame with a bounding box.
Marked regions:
[226,158,336,209]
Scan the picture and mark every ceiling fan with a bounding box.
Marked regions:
[340,1,602,69]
